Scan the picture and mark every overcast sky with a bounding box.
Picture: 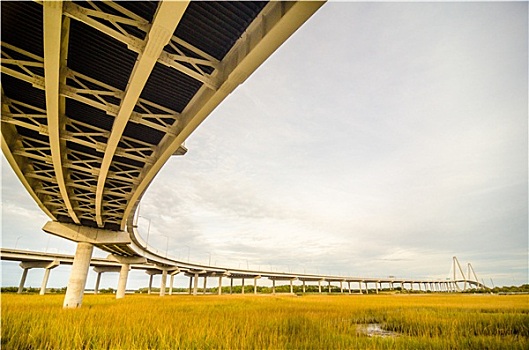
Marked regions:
[2,2,527,290]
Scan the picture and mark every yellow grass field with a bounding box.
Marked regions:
[2,293,528,349]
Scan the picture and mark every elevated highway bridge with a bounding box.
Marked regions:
[1,248,485,297]
[1,1,485,308]
[2,0,325,307]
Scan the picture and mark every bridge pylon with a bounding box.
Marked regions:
[449,257,486,291]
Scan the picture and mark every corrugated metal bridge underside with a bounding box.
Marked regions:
[1,1,323,241]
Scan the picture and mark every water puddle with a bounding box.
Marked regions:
[358,323,399,338]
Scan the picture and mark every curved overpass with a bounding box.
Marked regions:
[2,0,326,307]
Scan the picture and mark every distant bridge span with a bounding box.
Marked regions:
[1,248,486,296]
[2,0,326,307]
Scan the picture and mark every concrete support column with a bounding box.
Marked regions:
[160,269,167,297]
[302,281,306,293]
[193,273,199,295]
[272,279,276,294]
[94,272,103,295]
[358,281,363,294]
[148,274,154,294]
[318,280,322,294]
[241,278,245,294]
[18,268,29,294]
[230,278,233,294]
[188,275,193,294]
[290,279,293,294]
[375,282,379,294]
[348,281,351,294]
[63,242,94,308]
[40,268,52,295]
[116,264,130,299]
[203,276,207,295]
[328,281,331,293]
[218,276,223,295]
[254,277,258,295]
[340,281,343,294]
[365,282,369,294]
[169,274,175,295]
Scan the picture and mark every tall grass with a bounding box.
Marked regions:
[2,293,527,349]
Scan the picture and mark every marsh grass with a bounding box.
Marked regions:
[2,293,527,349]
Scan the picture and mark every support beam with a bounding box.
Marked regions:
[218,275,223,295]
[95,1,189,227]
[290,279,293,294]
[203,276,207,295]
[359,281,363,294]
[254,277,258,295]
[43,0,79,224]
[188,275,192,295]
[230,278,233,294]
[318,280,322,294]
[272,279,276,294]
[63,242,93,308]
[302,280,306,293]
[241,278,245,295]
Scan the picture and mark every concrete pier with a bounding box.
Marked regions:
[193,273,199,295]
[117,264,130,299]
[218,275,223,295]
[63,242,93,308]
[18,268,29,294]
[39,261,59,295]
[93,266,120,294]
[148,274,154,294]
[160,269,167,297]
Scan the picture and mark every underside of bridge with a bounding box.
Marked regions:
[2,0,323,231]
[1,1,324,307]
